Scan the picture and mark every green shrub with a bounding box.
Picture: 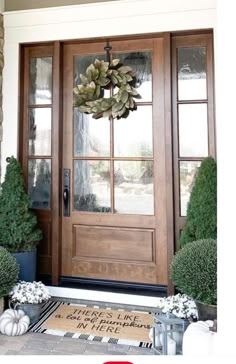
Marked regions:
[179,157,217,247]
[170,239,217,305]
[0,156,42,253]
[0,247,19,298]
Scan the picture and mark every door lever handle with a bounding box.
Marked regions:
[63,188,69,204]
[63,169,70,217]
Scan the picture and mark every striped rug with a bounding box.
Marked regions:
[29,300,153,348]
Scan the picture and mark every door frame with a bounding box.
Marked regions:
[18,30,214,294]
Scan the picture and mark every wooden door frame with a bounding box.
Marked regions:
[171,32,216,254]
[18,30,214,292]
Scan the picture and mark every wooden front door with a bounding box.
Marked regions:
[61,38,168,285]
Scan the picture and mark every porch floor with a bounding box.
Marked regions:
[0,331,154,355]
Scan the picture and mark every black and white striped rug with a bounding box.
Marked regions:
[29,300,153,348]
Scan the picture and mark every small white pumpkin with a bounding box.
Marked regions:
[0,309,30,336]
[182,320,217,356]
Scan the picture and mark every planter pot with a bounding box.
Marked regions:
[0,297,4,315]
[12,249,37,282]
[195,301,217,321]
[12,302,43,325]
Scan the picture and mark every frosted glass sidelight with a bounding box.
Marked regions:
[28,159,51,209]
[29,57,52,105]
[178,47,207,101]
[178,103,208,157]
[28,108,51,156]
[180,161,201,216]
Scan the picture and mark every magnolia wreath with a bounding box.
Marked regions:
[73,58,141,119]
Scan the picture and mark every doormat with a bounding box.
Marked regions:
[29,300,153,348]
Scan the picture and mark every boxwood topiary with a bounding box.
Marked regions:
[179,157,217,247]
[170,239,217,305]
[0,156,42,253]
[0,247,19,298]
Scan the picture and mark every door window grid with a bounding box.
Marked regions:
[27,56,53,209]
[176,46,209,217]
[73,51,154,215]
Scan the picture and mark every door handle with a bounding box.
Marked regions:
[63,169,70,217]
[63,188,69,204]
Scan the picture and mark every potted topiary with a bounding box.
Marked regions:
[0,156,42,281]
[170,239,217,321]
[179,157,217,247]
[0,247,19,315]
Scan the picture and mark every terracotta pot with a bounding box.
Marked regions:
[195,301,217,321]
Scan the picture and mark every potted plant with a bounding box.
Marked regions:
[179,157,217,247]
[150,294,198,349]
[157,294,198,321]
[8,281,51,324]
[0,156,43,281]
[170,239,217,320]
[0,247,19,315]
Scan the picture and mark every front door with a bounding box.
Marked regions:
[61,38,168,285]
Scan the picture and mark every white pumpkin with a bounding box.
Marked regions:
[182,320,217,356]
[0,309,30,336]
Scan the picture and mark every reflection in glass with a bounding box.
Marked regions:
[180,161,201,216]
[74,160,110,212]
[114,51,152,102]
[74,108,110,157]
[29,57,52,105]
[178,47,207,100]
[114,161,154,215]
[179,103,208,157]
[114,106,153,157]
[28,159,51,209]
[28,108,51,156]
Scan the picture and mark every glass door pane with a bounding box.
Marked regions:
[74,109,110,157]
[74,160,111,212]
[114,51,152,102]
[114,105,153,157]
[114,161,154,215]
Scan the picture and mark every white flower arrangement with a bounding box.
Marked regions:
[157,293,198,320]
[9,281,51,305]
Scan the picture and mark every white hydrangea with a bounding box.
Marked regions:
[9,281,51,304]
[158,293,198,320]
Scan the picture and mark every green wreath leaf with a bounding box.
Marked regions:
[73,58,141,119]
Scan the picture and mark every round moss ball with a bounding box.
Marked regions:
[0,247,19,298]
[170,239,217,305]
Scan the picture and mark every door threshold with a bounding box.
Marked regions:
[47,286,162,308]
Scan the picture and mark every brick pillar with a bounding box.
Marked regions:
[0,14,3,180]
